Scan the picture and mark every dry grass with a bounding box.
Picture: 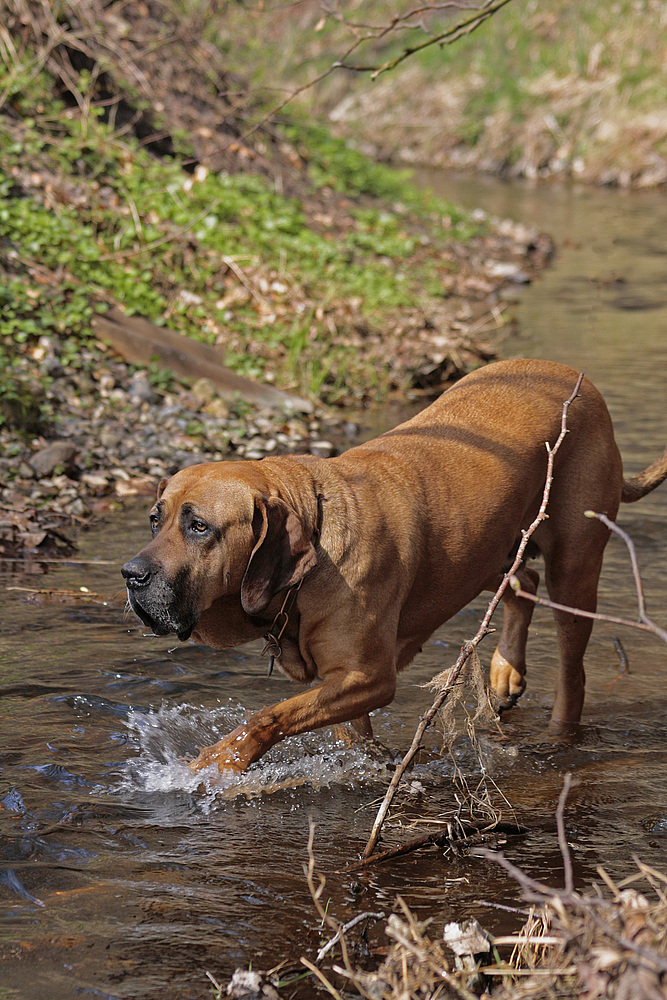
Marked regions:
[486,860,667,1000]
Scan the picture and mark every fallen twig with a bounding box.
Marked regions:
[302,820,375,1000]
[362,373,584,859]
[613,635,630,672]
[299,957,344,1000]
[316,911,386,962]
[347,819,526,870]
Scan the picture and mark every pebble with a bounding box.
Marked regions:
[29,441,78,479]
[190,377,218,405]
[80,472,110,489]
[128,374,157,405]
[485,260,531,283]
[309,440,335,458]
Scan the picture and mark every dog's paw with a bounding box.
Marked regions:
[489,649,526,710]
[496,691,523,714]
[189,726,250,774]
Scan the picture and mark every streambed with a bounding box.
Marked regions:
[2,177,667,999]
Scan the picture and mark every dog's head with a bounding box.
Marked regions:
[121,462,318,641]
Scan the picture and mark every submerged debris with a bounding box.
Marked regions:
[223,969,281,1000]
[349,903,468,1000]
[218,777,667,1000]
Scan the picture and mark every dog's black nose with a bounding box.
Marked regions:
[121,557,152,588]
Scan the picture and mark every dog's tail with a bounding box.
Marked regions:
[622,446,667,503]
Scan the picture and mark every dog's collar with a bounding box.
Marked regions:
[260,580,302,676]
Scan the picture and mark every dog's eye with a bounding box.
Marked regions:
[190,519,209,534]
[149,513,159,535]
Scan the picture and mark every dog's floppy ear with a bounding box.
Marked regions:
[157,478,169,500]
[241,497,317,616]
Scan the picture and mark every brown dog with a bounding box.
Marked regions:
[122,359,667,773]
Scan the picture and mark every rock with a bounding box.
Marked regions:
[146,461,167,477]
[80,472,111,490]
[202,397,229,419]
[66,498,86,517]
[114,475,156,497]
[485,260,531,283]
[0,381,45,434]
[43,356,65,378]
[99,427,121,449]
[286,418,309,439]
[310,440,335,457]
[226,968,280,999]
[97,372,116,394]
[29,442,78,479]
[191,377,218,405]
[128,373,157,405]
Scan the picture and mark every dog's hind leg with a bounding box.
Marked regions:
[489,565,540,710]
[544,546,607,726]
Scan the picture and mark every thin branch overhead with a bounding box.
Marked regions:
[334,0,516,77]
[236,0,515,146]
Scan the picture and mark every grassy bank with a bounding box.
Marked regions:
[225,0,667,188]
[0,0,552,555]
[0,0,497,425]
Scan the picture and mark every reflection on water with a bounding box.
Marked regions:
[2,178,667,998]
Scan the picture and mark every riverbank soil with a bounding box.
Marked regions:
[0,0,552,558]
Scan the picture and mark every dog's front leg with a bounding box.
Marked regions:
[189,666,396,774]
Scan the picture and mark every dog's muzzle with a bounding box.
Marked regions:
[121,555,196,641]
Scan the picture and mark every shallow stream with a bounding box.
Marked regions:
[2,176,667,999]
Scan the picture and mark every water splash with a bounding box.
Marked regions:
[120,701,396,805]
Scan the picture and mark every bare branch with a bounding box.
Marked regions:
[316,911,386,962]
[205,1,517,155]
[349,819,525,870]
[592,513,649,621]
[367,0,515,78]
[511,510,667,645]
